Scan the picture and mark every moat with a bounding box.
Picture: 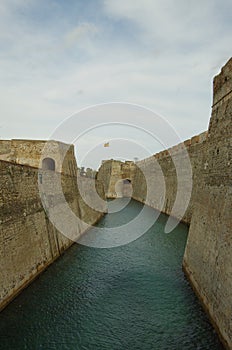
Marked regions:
[0,199,223,349]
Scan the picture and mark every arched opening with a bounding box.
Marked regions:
[115,178,132,198]
[42,157,55,171]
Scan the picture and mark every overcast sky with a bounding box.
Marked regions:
[0,0,231,168]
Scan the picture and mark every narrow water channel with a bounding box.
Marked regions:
[0,199,223,349]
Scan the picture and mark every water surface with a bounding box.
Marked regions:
[0,199,223,349]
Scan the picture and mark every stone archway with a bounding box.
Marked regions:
[42,157,55,171]
[115,178,132,198]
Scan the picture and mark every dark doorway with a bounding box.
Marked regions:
[42,158,55,171]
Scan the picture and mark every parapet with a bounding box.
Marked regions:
[151,131,208,161]
[0,139,77,176]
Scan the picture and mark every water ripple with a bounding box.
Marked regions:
[0,199,224,349]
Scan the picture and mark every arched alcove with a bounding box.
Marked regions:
[115,178,132,198]
[42,157,55,171]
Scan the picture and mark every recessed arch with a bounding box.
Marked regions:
[42,157,55,171]
[115,178,132,198]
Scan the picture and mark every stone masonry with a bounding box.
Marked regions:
[97,58,232,348]
[0,140,106,311]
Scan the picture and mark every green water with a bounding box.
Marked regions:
[0,199,223,349]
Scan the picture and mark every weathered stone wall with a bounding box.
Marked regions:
[98,132,207,224]
[183,58,232,349]
[0,158,106,311]
[97,160,114,197]
[97,160,135,198]
[97,58,232,348]
[1,60,231,347]
[76,175,106,227]
[132,131,208,224]
[0,140,11,158]
[0,139,77,176]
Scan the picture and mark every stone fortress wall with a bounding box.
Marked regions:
[183,58,232,349]
[0,139,77,175]
[97,160,135,198]
[97,58,232,349]
[0,59,231,348]
[132,130,208,224]
[0,140,107,311]
[98,130,207,225]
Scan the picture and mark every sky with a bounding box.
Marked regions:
[0,0,232,169]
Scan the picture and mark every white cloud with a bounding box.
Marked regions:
[65,23,99,48]
[104,0,225,41]
[0,0,231,167]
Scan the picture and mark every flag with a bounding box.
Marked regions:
[104,142,109,147]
